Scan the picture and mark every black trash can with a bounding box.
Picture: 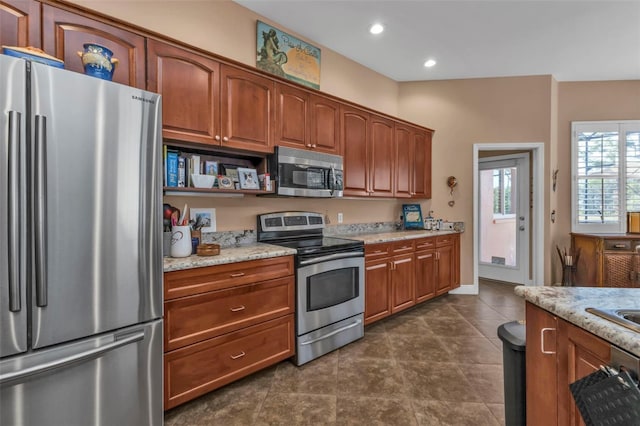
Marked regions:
[497,320,526,426]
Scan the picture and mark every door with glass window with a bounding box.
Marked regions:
[478,154,530,284]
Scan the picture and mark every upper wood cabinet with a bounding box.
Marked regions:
[342,106,395,197]
[148,39,274,153]
[309,94,340,154]
[272,82,342,155]
[147,39,220,145]
[0,0,40,48]
[42,5,145,88]
[395,123,432,198]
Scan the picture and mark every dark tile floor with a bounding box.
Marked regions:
[164,280,525,425]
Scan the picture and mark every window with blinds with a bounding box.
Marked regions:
[572,121,640,233]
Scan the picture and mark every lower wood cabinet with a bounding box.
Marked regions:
[163,256,295,409]
[164,315,294,409]
[525,302,611,426]
[364,234,460,325]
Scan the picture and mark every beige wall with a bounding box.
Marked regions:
[68,0,640,287]
[398,76,554,284]
[554,80,640,279]
[70,0,399,115]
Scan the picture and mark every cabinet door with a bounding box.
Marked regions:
[342,105,370,196]
[1,0,40,48]
[309,94,340,154]
[390,254,415,313]
[220,64,274,153]
[415,249,436,303]
[559,319,610,426]
[369,114,395,197]
[275,83,309,149]
[147,39,220,145]
[394,124,413,198]
[435,244,453,295]
[42,5,145,88]
[452,233,460,289]
[526,302,558,426]
[412,129,432,198]
[364,258,391,325]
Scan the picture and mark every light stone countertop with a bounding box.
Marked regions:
[163,243,296,272]
[515,286,640,356]
[339,229,460,244]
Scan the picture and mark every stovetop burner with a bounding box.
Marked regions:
[271,236,363,255]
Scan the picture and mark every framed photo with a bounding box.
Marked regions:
[256,20,321,90]
[190,208,216,233]
[218,176,234,189]
[237,167,260,189]
[204,161,218,176]
[221,164,239,182]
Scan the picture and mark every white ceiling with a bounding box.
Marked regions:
[234,0,640,82]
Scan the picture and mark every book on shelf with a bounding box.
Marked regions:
[177,156,186,187]
[166,150,179,187]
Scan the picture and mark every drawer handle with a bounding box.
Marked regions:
[230,272,245,278]
[372,250,383,253]
[540,327,556,354]
[230,305,246,312]
[230,351,246,360]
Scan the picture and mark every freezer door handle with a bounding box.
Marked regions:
[0,331,145,386]
[8,111,21,312]
[34,115,48,307]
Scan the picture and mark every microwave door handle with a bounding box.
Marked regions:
[329,166,336,196]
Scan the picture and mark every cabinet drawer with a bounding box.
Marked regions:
[164,276,294,351]
[164,256,294,300]
[436,235,455,247]
[415,237,435,251]
[365,243,391,259]
[392,240,415,254]
[164,315,294,409]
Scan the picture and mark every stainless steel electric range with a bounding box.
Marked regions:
[257,212,364,365]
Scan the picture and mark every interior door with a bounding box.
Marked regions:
[478,154,530,284]
[29,62,162,349]
[0,55,28,357]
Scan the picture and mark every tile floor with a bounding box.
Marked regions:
[164,280,525,425]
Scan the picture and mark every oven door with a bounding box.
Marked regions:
[296,254,364,336]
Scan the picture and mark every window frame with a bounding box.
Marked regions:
[571,120,640,234]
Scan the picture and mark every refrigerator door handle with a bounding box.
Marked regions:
[34,115,48,307]
[8,111,21,312]
[0,330,145,386]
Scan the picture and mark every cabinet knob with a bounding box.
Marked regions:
[223,136,229,142]
[311,144,317,148]
[215,135,221,141]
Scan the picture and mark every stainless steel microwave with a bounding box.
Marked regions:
[268,146,344,197]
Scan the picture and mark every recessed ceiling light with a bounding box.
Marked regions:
[424,59,437,68]
[369,23,384,35]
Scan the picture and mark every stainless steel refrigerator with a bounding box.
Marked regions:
[0,54,163,425]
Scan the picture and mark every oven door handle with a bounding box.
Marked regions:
[300,318,362,346]
[298,252,363,266]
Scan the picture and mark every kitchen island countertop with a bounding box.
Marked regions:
[163,243,297,272]
[515,286,640,356]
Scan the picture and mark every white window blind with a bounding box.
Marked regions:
[572,121,640,233]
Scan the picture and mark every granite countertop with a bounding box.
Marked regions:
[340,229,459,244]
[163,243,296,272]
[515,286,640,356]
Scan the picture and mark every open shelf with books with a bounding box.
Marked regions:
[163,144,273,196]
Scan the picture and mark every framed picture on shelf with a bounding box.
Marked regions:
[218,176,234,189]
[204,161,218,176]
[221,164,239,182]
[189,208,216,232]
[237,167,260,189]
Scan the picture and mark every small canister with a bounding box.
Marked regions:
[628,212,640,233]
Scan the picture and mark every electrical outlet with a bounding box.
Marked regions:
[337,213,343,223]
